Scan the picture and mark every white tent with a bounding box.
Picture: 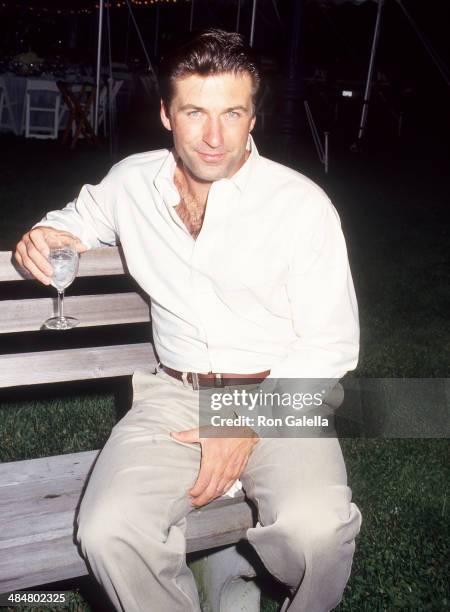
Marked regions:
[93,0,449,151]
[94,0,157,141]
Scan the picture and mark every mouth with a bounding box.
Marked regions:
[197,151,226,163]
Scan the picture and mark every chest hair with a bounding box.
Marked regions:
[173,168,207,240]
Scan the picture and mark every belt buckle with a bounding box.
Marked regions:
[191,372,199,391]
[214,373,223,388]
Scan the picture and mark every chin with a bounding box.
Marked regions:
[189,163,230,183]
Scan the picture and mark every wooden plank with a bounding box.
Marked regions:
[0,501,252,592]
[0,293,150,333]
[0,343,157,388]
[0,452,253,592]
[0,247,125,282]
[0,450,98,487]
[78,247,126,277]
[186,493,254,552]
[0,534,90,592]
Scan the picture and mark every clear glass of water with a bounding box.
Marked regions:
[42,239,80,330]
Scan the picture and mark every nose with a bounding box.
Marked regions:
[203,117,223,149]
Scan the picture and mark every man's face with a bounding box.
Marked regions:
[160,72,256,184]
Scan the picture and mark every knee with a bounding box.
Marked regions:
[76,501,164,561]
[76,503,123,559]
[275,513,339,566]
[276,496,361,563]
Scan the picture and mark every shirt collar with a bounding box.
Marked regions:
[153,149,180,207]
[227,133,259,193]
[153,134,259,204]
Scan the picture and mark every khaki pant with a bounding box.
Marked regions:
[76,368,362,612]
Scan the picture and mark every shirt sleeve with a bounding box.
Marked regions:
[33,170,119,249]
[267,192,359,383]
[235,190,359,439]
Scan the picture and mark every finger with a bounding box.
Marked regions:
[214,476,234,497]
[28,229,53,256]
[191,478,223,507]
[222,479,239,496]
[30,228,87,255]
[14,250,33,280]
[24,237,53,276]
[189,466,216,498]
[75,240,88,253]
[15,241,52,285]
[171,428,200,444]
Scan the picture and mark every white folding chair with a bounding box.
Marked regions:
[93,79,123,136]
[111,70,134,108]
[24,79,62,139]
[0,78,16,133]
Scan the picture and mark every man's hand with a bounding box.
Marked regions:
[170,425,259,507]
[14,226,87,285]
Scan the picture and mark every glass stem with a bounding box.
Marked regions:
[58,290,65,320]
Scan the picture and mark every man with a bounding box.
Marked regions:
[15,29,362,612]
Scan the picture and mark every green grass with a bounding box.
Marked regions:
[0,394,116,463]
[0,127,448,610]
[337,439,449,611]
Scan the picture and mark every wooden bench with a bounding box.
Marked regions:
[0,247,261,610]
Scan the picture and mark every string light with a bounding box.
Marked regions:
[0,0,187,15]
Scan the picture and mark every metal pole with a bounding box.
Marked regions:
[236,0,241,33]
[357,0,384,141]
[396,0,450,86]
[279,0,303,143]
[250,0,257,48]
[124,0,158,85]
[94,0,104,136]
[190,0,195,32]
[270,0,282,26]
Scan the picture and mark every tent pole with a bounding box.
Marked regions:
[94,0,104,136]
[357,0,384,142]
[236,0,241,33]
[124,0,158,87]
[396,0,449,86]
[250,0,257,47]
[271,0,282,26]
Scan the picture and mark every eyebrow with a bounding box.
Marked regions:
[178,104,249,113]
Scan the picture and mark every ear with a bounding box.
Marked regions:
[249,115,256,133]
[160,101,172,132]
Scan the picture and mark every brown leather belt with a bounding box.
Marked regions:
[161,365,270,389]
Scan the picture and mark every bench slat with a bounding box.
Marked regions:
[0,452,253,592]
[0,343,157,387]
[0,293,150,333]
[0,247,125,282]
[1,535,90,592]
[0,450,97,486]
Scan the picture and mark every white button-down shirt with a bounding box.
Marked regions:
[36,137,359,383]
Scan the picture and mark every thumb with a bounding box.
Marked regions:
[75,240,88,254]
[170,428,200,443]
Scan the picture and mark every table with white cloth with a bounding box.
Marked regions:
[0,73,94,135]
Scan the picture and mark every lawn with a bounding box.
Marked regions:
[0,108,448,611]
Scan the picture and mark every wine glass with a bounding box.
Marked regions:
[42,239,80,330]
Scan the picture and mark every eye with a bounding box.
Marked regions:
[227,111,240,119]
[187,110,202,118]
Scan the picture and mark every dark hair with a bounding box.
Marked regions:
[159,29,261,113]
